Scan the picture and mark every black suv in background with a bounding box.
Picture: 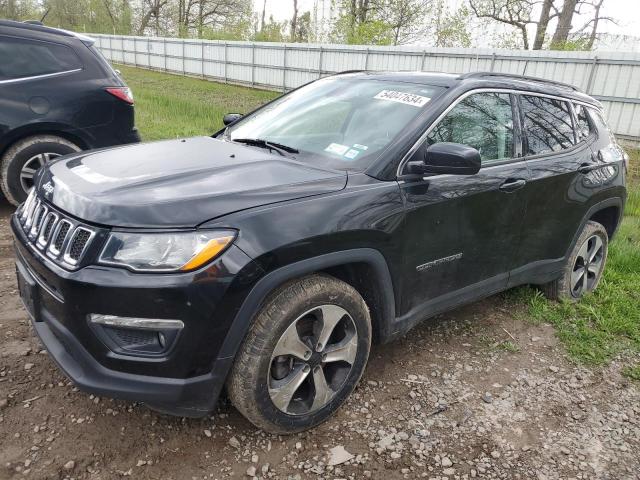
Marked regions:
[12,71,627,434]
[0,20,140,205]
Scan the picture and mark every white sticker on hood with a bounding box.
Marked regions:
[374,90,430,107]
[325,143,350,155]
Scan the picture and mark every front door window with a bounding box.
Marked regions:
[427,92,514,164]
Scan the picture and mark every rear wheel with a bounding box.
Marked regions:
[542,221,608,300]
[1,135,80,205]
[227,274,371,433]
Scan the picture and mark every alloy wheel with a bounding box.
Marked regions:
[268,304,358,415]
[571,234,605,297]
[20,152,61,193]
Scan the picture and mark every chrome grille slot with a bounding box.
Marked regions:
[23,198,40,231]
[49,220,72,256]
[20,190,37,224]
[18,194,98,269]
[29,204,48,239]
[63,227,94,265]
[37,212,59,248]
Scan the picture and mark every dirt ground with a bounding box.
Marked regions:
[1,197,639,480]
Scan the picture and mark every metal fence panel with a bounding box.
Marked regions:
[91,34,640,140]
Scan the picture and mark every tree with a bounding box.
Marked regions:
[469,0,535,49]
[137,0,168,35]
[290,0,298,41]
[533,0,554,49]
[430,0,472,48]
[550,0,578,47]
[330,0,433,46]
[254,14,285,42]
[294,11,311,42]
[469,0,616,50]
[381,0,430,45]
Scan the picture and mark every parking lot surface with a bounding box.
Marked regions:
[0,198,638,480]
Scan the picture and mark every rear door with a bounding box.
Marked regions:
[399,91,530,317]
[511,94,592,281]
[0,34,85,141]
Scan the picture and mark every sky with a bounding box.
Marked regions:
[253,0,640,40]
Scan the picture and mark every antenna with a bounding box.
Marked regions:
[40,7,50,23]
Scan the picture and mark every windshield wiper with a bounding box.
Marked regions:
[232,138,299,156]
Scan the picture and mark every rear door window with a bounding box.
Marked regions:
[0,35,82,81]
[520,95,575,155]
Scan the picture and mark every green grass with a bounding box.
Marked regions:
[117,65,279,141]
[509,178,640,377]
[497,340,521,353]
[629,147,640,181]
[117,65,640,378]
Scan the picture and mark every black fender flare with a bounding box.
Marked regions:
[212,248,397,376]
[567,196,625,256]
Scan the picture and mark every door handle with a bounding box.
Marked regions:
[578,163,601,174]
[499,179,527,192]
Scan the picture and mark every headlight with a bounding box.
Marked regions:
[99,230,236,272]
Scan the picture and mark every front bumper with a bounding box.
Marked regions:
[12,213,260,416]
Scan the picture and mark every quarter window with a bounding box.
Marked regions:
[587,107,615,143]
[0,36,82,81]
[427,92,514,163]
[574,104,593,140]
[520,95,575,155]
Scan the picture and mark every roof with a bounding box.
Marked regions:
[0,20,94,44]
[337,70,599,106]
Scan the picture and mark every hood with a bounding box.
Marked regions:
[36,137,347,228]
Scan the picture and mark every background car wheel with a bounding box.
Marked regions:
[542,221,608,300]
[227,274,371,434]
[1,135,80,206]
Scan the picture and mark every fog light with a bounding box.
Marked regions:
[88,314,183,356]
[89,314,184,330]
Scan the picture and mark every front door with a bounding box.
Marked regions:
[398,91,530,320]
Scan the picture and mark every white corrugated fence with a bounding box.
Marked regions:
[91,34,640,141]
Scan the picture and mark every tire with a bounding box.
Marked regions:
[541,221,608,300]
[1,135,80,206]
[227,274,371,434]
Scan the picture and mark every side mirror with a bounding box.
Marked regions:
[422,142,481,175]
[223,113,243,126]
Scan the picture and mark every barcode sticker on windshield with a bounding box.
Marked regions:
[325,143,349,155]
[374,90,430,107]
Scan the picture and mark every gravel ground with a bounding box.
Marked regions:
[1,197,639,480]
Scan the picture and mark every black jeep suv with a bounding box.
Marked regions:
[0,20,140,206]
[12,71,627,433]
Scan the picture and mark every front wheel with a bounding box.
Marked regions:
[542,221,608,300]
[1,135,80,205]
[227,274,371,434]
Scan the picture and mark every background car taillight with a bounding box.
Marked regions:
[105,87,134,105]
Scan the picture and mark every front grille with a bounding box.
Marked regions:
[52,221,71,253]
[17,190,96,269]
[66,228,92,261]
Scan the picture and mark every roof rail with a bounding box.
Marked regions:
[0,19,73,37]
[458,72,581,92]
[331,70,366,76]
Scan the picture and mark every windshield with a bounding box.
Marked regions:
[225,77,444,171]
